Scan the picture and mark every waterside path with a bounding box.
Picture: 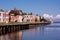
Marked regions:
[0,22,51,36]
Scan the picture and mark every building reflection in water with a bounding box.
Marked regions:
[0,26,45,40]
[0,27,41,40]
[0,31,22,40]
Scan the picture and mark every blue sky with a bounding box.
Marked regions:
[0,0,60,15]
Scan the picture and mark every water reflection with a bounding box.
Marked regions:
[22,23,60,40]
[0,23,60,40]
[0,31,22,40]
[0,26,42,40]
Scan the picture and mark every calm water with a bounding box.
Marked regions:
[0,23,60,40]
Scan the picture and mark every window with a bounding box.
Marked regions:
[0,13,1,16]
[3,14,6,17]
[0,18,1,21]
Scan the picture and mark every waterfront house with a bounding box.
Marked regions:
[17,15,23,22]
[35,16,40,22]
[0,11,5,22]
[9,14,23,22]
[10,14,17,22]
[9,9,23,22]
[3,11,9,23]
[0,9,41,23]
[0,11,9,23]
[23,15,36,22]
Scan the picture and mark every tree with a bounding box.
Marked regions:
[9,8,20,16]
[40,17,47,22]
[0,9,4,12]
[22,12,27,15]
[36,14,38,16]
[28,12,33,15]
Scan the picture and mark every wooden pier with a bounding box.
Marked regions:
[0,22,51,35]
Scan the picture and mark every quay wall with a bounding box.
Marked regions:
[0,22,51,35]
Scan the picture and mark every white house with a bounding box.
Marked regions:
[4,11,9,23]
[36,16,40,22]
[17,15,23,22]
[23,15,36,22]
[0,10,41,23]
[0,12,5,22]
[0,11,9,23]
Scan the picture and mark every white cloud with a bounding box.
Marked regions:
[55,15,60,19]
[42,14,60,20]
[43,14,53,19]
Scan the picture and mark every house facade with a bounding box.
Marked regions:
[35,16,40,22]
[17,15,23,22]
[23,15,36,22]
[3,12,9,23]
[0,9,41,23]
[10,14,23,22]
[9,9,23,22]
[0,12,5,22]
[0,11,9,23]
